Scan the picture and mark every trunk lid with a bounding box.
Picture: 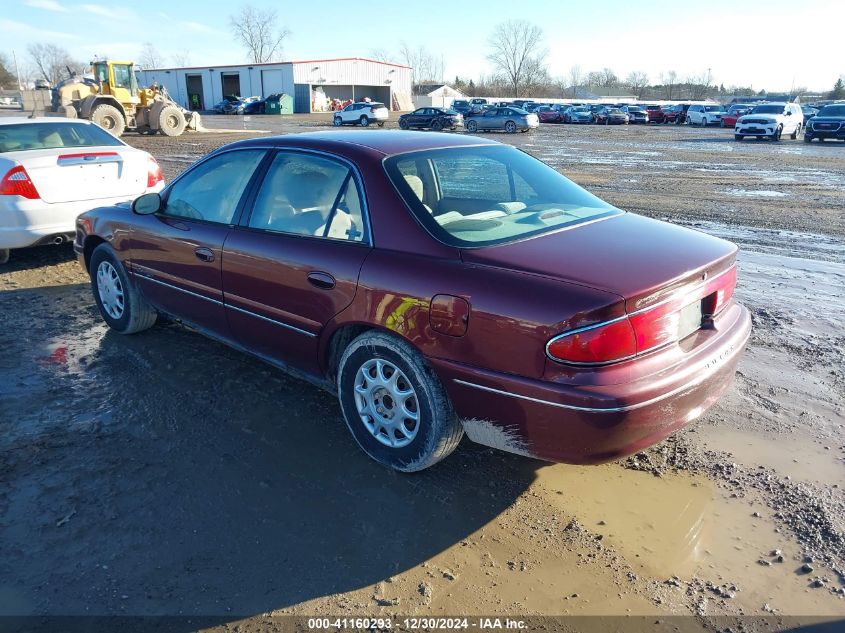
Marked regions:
[9,146,148,204]
[461,213,737,314]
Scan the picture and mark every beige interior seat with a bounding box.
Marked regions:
[403,174,432,213]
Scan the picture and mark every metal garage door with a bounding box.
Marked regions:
[261,70,285,97]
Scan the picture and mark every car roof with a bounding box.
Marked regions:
[227,130,500,157]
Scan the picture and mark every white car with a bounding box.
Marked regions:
[734,102,804,141]
[686,104,726,126]
[332,102,389,127]
[0,117,164,264]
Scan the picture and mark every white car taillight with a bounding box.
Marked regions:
[147,157,164,188]
[0,165,40,200]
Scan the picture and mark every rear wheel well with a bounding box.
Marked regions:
[325,324,372,381]
[83,235,107,273]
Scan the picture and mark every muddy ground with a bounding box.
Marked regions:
[1,114,844,632]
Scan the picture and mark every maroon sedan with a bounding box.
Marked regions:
[75,131,750,472]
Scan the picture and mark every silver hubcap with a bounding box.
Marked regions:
[354,359,419,448]
[96,261,125,319]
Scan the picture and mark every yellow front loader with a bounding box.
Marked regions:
[53,60,200,137]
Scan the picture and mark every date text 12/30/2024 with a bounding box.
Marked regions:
[307,617,527,630]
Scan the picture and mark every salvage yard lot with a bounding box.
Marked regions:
[1,115,844,629]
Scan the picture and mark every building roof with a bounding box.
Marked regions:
[141,57,411,72]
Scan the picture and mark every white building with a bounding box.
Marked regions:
[137,57,413,113]
[412,84,467,109]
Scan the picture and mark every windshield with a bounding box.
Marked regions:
[818,105,845,117]
[453,101,468,107]
[383,145,620,248]
[0,122,124,153]
[752,104,786,114]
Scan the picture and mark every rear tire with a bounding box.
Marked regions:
[505,120,516,133]
[790,124,800,140]
[0,248,9,265]
[158,105,187,137]
[337,331,463,472]
[89,243,157,334]
[91,104,126,137]
[359,116,370,127]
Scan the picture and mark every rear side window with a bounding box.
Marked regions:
[384,145,620,247]
[0,122,124,153]
[247,152,367,242]
[163,150,265,224]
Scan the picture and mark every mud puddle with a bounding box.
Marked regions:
[536,464,844,615]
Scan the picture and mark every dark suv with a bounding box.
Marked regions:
[451,100,471,116]
[804,104,845,143]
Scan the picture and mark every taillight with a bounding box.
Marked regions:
[147,157,163,188]
[0,165,40,199]
[548,266,738,366]
[546,318,637,365]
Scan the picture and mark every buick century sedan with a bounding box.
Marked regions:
[75,131,751,472]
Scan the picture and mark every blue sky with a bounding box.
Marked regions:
[4,0,842,92]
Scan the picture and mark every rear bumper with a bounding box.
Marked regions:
[432,303,751,464]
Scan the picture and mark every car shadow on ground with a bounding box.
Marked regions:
[1,243,77,272]
[0,283,540,624]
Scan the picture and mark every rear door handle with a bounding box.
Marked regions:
[307,271,336,289]
[194,247,215,263]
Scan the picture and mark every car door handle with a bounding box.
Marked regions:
[307,271,336,289]
[194,247,215,263]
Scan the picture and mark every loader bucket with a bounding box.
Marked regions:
[185,111,204,132]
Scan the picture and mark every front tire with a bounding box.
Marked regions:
[771,125,782,141]
[89,243,157,334]
[804,134,813,143]
[158,105,187,137]
[91,104,126,137]
[333,116,342,127]
[735,134,744,141]
[337,332,463,472]
[431,120,443,131]
[0,248,9,265]
[466,120,478,133]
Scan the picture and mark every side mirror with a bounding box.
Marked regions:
[133,192,162,215]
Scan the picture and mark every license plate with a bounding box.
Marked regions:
[678,300,703,340]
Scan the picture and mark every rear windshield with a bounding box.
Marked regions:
[384,145,620,248]
[704,105,725,112]
[369,102,386,108]
[0,122,124,153]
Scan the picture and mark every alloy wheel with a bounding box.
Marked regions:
[354,358,420,448]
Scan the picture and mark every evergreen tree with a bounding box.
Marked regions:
[831,77,845,100]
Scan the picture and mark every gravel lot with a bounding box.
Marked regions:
[1,114,843,631]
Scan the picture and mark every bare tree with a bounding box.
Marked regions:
[599,68,619,88]
[399,42,444,91]
[625,70,649,98]
[369,48,392,63]
[0,53,17,89]
[486,20,547,97]
[659,70,677,100]
[171,49,191,67]
[28,43,84,86]
[567,64,582,97]
[139,42,164,70]
[229,4,290,63]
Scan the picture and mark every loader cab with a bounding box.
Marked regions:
[93,61,139,103]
